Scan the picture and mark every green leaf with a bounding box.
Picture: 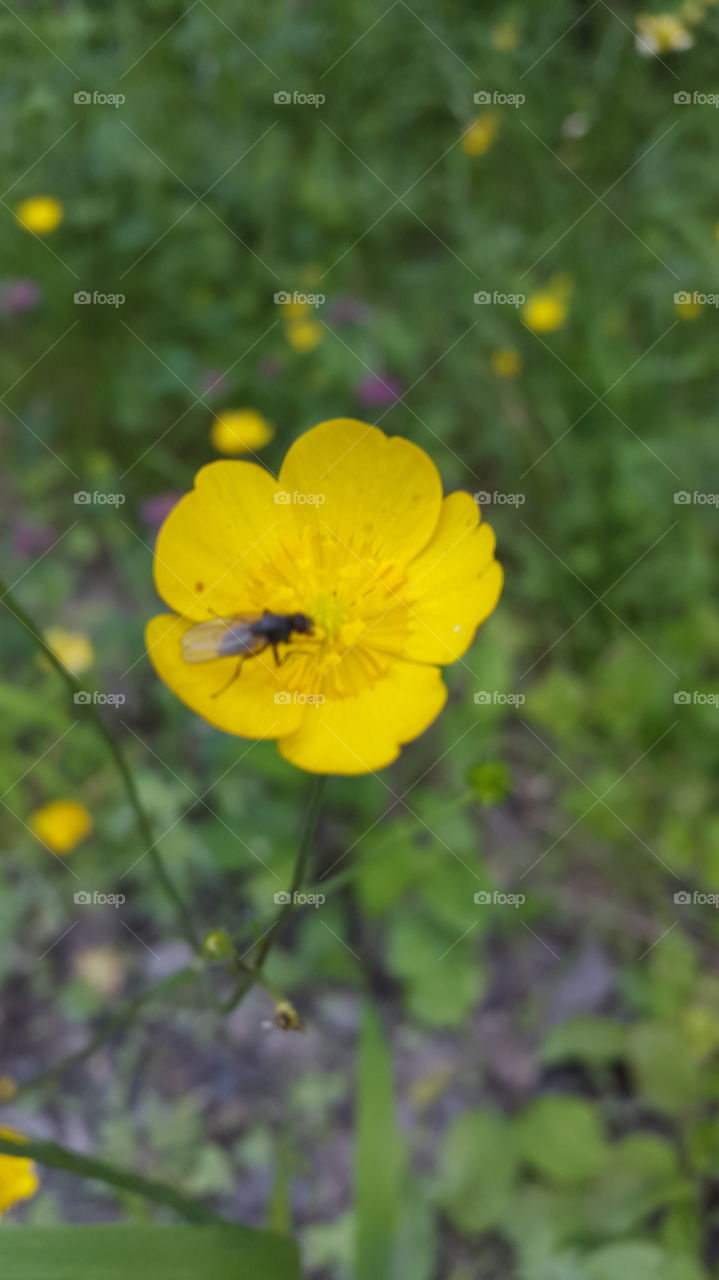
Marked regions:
[580,1135,689,1236]
[627,1024,699,1114]
[0,1227,301,1279]
[436,1109,517,1233]
[540,1017,627,1067]
[355,1004,402,1280]
[584,1242,704,1280]
[515,1097,611,1186]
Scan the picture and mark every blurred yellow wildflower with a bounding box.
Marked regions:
[42,627,94,676]
[14,195,64,235]
[0,1130,39,1216]
[462,112,500,157]
[522,278,572,333]
[635,13,694,54]
[0,1078,17,1102]
[491,348,522,378]
[286,319,323,352]
[210,409,274,456]
[147,419,503,774]
[675,293,703,319]
[29,799,92,854]
[491,22,520,51]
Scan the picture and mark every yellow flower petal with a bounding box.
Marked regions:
[286,320,323,351]
[153,460,286,620]
[146,614,305,738]
[42,627,94,676]
[278,418,443,566]
[14,196,63,235]
[402,492,503,663]
[462,113,500,157]
[29,800,92,854]
[278,660,448,774]
[0,1129,38,1216]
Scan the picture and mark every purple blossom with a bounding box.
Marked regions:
[356,372,404,407]
[141,492,182,530]
[0,279,41,314]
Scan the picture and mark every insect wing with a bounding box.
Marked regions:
[181,616,265,663]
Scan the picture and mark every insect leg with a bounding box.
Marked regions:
[211,656,245,699]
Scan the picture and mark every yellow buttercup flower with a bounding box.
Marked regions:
[14,195,64,235]
[523,278,572,333]
[462,112,500,157]
[29,799,92,854]
[491,22,520,51]
[491,348,522,378]
[210,409,274,456]
[286,319,323,352]
[146,419,503,775]
[0,1129,39,1216]
[635,13,694,54]
[42,627,94,676]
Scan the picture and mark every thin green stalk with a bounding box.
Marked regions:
[0,1136,228,1225]
[0,577,198,950]
[224,774,327,1011]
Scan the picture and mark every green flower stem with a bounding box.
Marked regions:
[0,1135,229,1225]
[224,774,327,1012]
[0,576,198,951]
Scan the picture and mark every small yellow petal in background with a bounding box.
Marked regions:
[0,1078,17,1102]
[675,293,703,320]
[210,408,273,456]
[14,195,63,235]
[491,347,522,377]
[461,112,499,157]
[29,799,92,855]
[522,277,572,333]
[0,1129,39,1216]
[491,22,520,51]
[42,627,94,676]
[286,319,323,352]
